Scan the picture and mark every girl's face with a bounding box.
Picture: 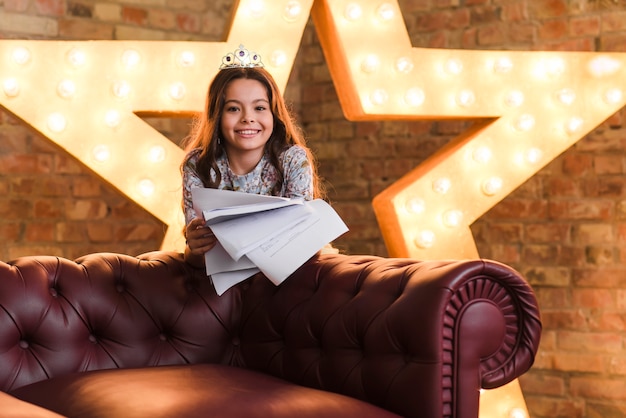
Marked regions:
[220,78,274,163]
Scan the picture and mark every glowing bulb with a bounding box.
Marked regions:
[482,177,503,196]
[111,80,131,99]
[603,88,623,104]
[168,82,186,101]
[504,90,524,107]
[509,408,528,418]
[472,146,492,164]
[66,48,86,67]
[361,54,380,73]
[525,147,543,165]
[405,197,425,214]
[344,3,362,20]
[541,57,565,77]
[47,112,67,133]
[269,50,287,67]
[395,56,414,74]
[444,58,463,75]
[92,144,111,162]
[12,47,31,65]
[432,177,451,194]
[554,88,576,105]
[121,49,141,69]
[137,178,156,197]
[248,0,265,17]
[442,209,463,227]
[148,145,166,163]
[565,116,584,134]
[376,3,395,21]
[414,230,436,249]
[514,114,535,132]
[104,109,121,128]
[2,78,20,97]
[588,55,621,77]
[370,89,389,105]
[177,51,195,67]
[494,57,513,74]
[405,87,425,107]
[57,79,76,99]
[456,89,476,107]
[283,1,302,22]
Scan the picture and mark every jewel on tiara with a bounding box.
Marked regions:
[220,44,264,69]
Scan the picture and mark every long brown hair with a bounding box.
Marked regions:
[181,67,323,199]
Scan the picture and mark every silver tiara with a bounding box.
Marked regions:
[220,45,264,69]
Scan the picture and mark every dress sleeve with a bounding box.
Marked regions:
[282,146,314,200]
[181,151,205,224]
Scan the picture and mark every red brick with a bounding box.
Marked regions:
[528,0,568,19]
[35,0,65,16]
[570,377,626,400]
[176,13,200,33]
[570,16,600,37]
[538,19,569,40]
[122,7,147,26]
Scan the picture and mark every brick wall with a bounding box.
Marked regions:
[2,0,626,416]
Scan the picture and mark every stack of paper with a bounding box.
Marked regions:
[191,188,349,295]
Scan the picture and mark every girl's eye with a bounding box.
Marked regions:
[256,106,267,111]
[226,106,240,112]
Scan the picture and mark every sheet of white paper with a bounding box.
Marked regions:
[246,199,348,285]
[210,203,312,261]
[204,241,256,276]
[211,268,260,296]
[191,187,299,221]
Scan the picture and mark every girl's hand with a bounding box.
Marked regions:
[185,218,218,256]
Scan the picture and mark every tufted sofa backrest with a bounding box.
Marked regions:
[0,251,241,392]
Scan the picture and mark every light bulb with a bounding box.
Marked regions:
[177,51,195,67]
[472,146,492,164]
[554,88,576,105]
[405,87,425,107]
[361,54,380,73]
[57,79,76,99]
[395,56,414,74]
[414,230,436,249]
[542,57,565,78]
[603,88,623,105]
[494,57,513,74]
[148,145,166,163]
[344,3,362,20]
[525,147,543,165]
[442,209,463,227]
[432,177,451,194]
[168,82,186,101]
[137,178,156,197]
[248,0,265,17]
[509,408,528,418]
[283,1,302,22]
[444,58,463,75]
[111,80,131,99]
[47,112,67,133]
[565,116,584,134]
[514,114,535,132]
[92,144,111,162]
[66,48,86,68]
[376,3,395,21]
[12,47,31,65]
[370,89,388,105]
[456,89,476,107]
[588,55,621,77]
[121,49,141,69]
[405,197,425,214]
[104,109,121,128]
[269,50,287,67]
[2,78,20,97]
[504,90,524,107]
[482,177,503,196]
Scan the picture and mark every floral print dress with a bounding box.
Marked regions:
[182,145,313,224]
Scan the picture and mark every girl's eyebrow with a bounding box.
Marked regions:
[224,98,269,105]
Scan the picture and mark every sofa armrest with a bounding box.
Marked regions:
[238,253,541,418]
[0,391,64,417]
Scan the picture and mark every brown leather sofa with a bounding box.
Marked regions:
[0,251,541,418]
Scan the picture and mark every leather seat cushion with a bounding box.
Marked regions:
[10,364,399,418]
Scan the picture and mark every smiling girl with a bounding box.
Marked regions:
[181,46,324,268]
